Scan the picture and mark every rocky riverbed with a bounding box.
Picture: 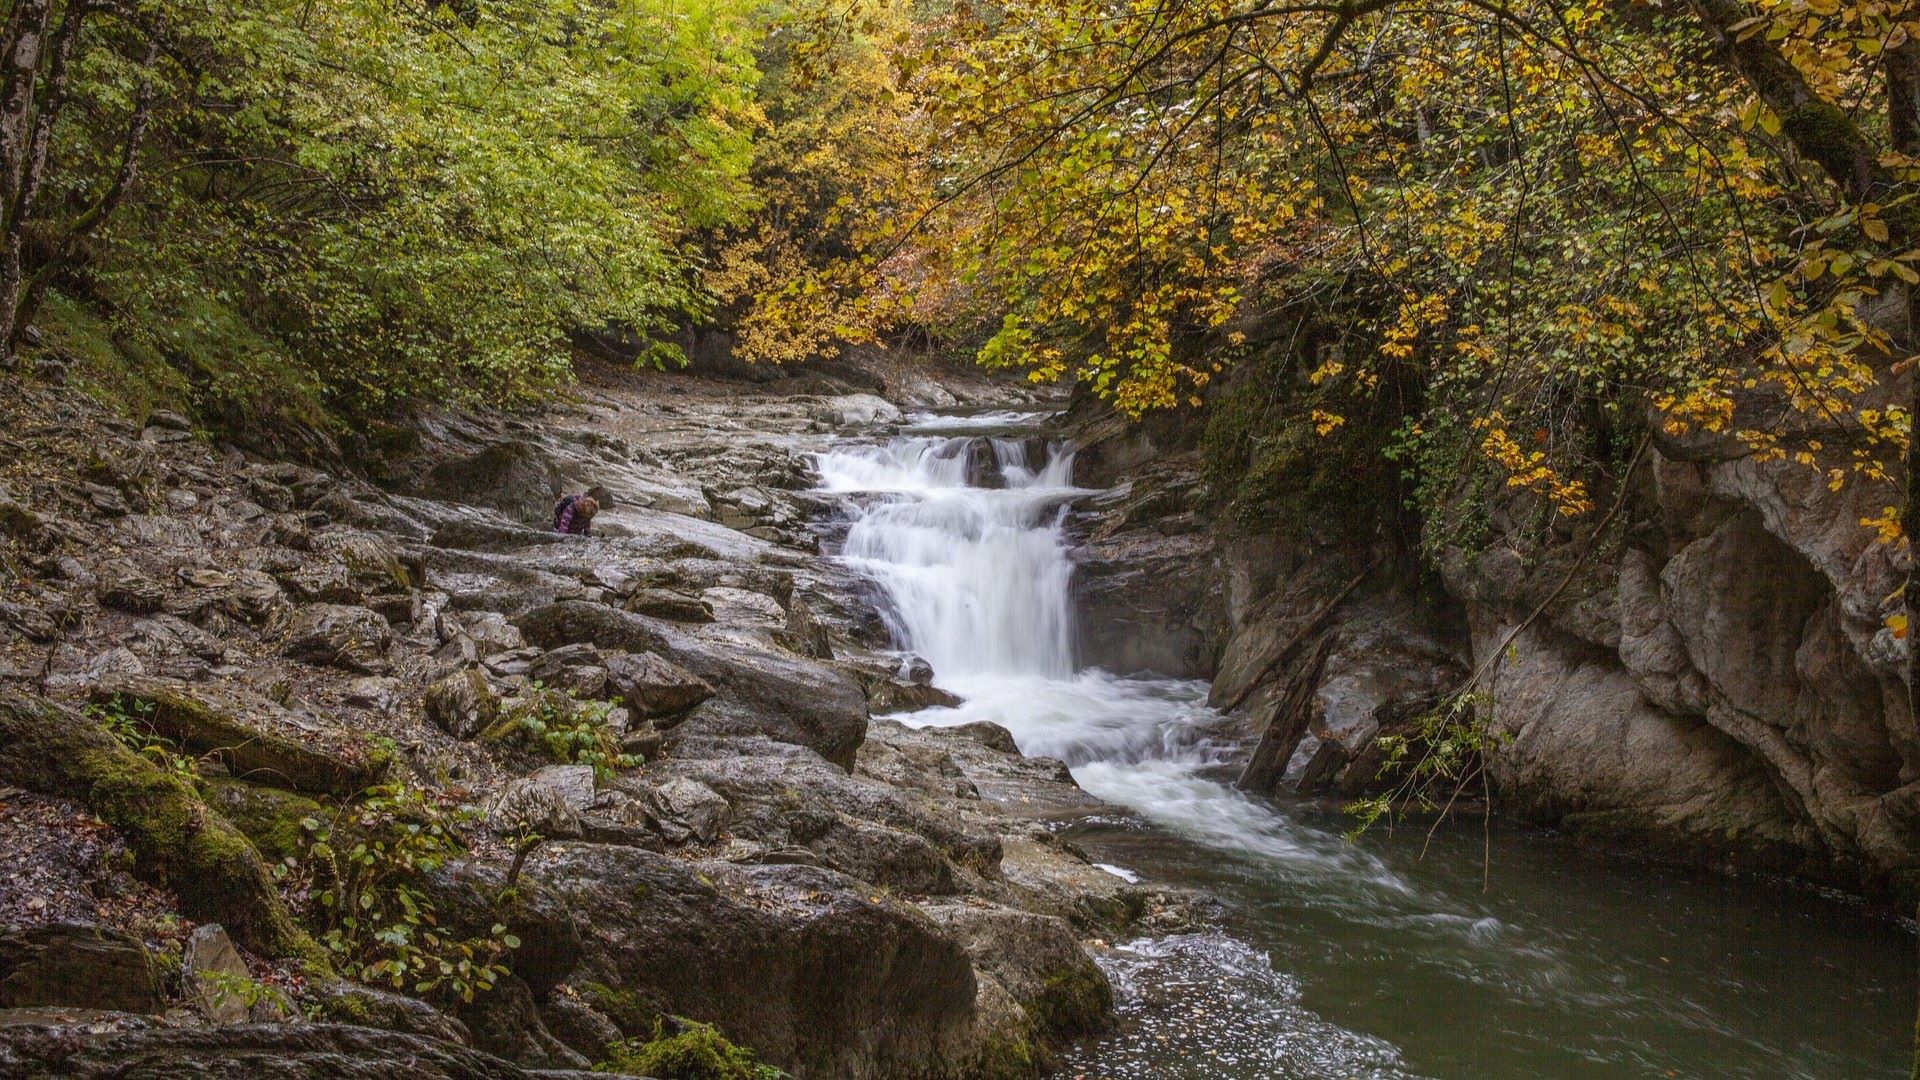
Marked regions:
[0,356,1198,1079]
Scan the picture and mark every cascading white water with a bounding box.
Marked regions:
[814,431,1080,680]
[813,414,1416,889]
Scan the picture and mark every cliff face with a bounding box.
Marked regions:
[1459,432,1920,894]
[1066,394,1920,901]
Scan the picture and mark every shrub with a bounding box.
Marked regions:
[87,694,197,780]
[598,1019,786,1080]
[280,783,517,1003]
[512,686,641,781]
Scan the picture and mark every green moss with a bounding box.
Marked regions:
[317,990,373,1025]
[580,982,659,1038]
[478,710,525,745]
[969,1035,1040,1080]
[597,1018,784,1080]
[37,289,191,421]
[84,746,195,851]
[1777,102,1868,184]
[35,286,331,438]
[72,744,328,968]
[199,776,330,864]
[95,680,385,798]
[1026,965,1113,1041]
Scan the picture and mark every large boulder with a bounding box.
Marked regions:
[516,602,867,768]
[199,777,329,864]
[280,603,393,674]
[182,923,256,1024]
[514,602,650,655]
[422,439,567,526]
[660,745,1000,894]
[602,651,713,720]
[776,594,835,660]
[536,993,624,1064]
[624,588,714,623]
[97,568,168,615]
[866,679,963,716]
[536,844,984,1079]
[1485,622,1812,866]
[487,777,586,843]
[1068,457,1225,679]
[310,529,416,597]
[640,777,730,846]
[418,860,582,996]
[920,903,1111,1043]
[528,644,609,699]
[90,674,388,797]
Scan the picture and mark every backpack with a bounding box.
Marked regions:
[552,494,579,531]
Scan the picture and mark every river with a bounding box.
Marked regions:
[812,410,1917,1079]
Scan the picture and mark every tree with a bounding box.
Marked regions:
[12,0,768,415]
[0,0,157,362]
[713,0,929,364]
[874,0,1917,649]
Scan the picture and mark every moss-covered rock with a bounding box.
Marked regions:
[1025,964,1112,1039]
[579,980,663,1038]
[967,1034,1040,1080]
[0,691,326,965]
[92,674,389,797]
[199,775,331,864]
[601,1018,782,1080]
[920,900,1113,1072]
[309,980,474,1046]
[426,668,499,740]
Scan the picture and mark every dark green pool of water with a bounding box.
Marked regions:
[1063,807,1916,1079]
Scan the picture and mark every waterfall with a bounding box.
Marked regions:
[814,432,1081,679]
[814,412,1421,884]
[812,410,1915,1080]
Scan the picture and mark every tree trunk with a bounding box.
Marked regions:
[12,34,154,350]
[0,0,88,357]
[0,0,52,366]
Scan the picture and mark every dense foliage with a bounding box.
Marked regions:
[740,0,1916,645]
[10,1,1915,542]
[7,0,1916,578]
[870,0,1907,476]
[3,0,907,420]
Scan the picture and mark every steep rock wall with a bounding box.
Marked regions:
[1065,393,1920,900]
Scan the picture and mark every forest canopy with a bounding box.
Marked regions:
[813,0,1920,517]
[2,0,790,416]
[4,0,1917,569]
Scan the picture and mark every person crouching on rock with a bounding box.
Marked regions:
[553,493,600,536]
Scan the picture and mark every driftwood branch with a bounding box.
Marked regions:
[1215,554,1384,714]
